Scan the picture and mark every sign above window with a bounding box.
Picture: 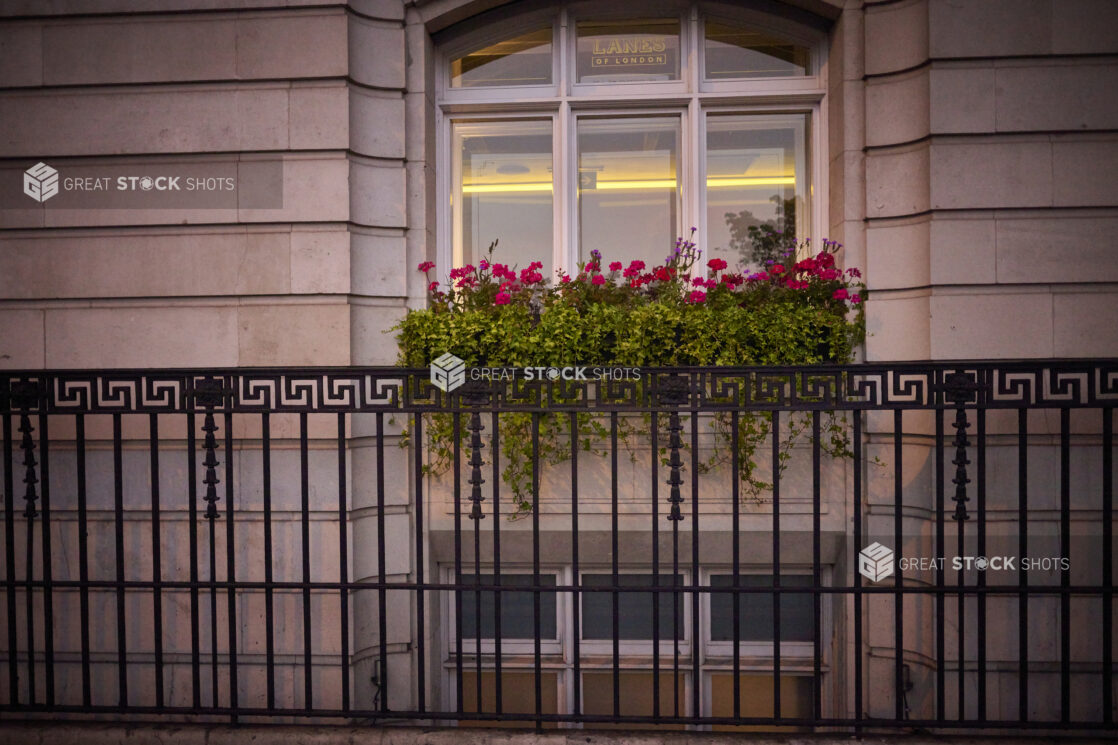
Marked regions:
[576,19,679,83]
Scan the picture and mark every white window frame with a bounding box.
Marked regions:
[435,2,828,283]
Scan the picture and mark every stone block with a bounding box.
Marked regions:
[864,0,928,75]
[289,82,349,151]
[1053,291,1118,357]
[928,289,1054,359]
[996,62,1118,133]
[865,68,928,147]
[929,65,995,134]
[929,216,996,286]
[865,217,930,290]
[351,229,408,298]
[348,14,405,90]
[929,0,1050,58]
[351,87,406,159]
[237,302,351,366]
[349,158,406,228]
[864,291,931,361]
[0,22,42,87]
[996,213,1118,284]
[930,139,1053,210]
[1052,137,1118,208]
[235,10,347,80]
[865,142,930,218]
[349,301,406,365]
[0,308,45,368]
[290,227,351,295]
[44,305,240,368]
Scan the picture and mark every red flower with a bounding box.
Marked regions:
[591,274,606,286]
[770,264,785,275]
[427,281,439,292]
[687,290,707,304]
[494,292,511,305]
[609,261,623,272]
[817,252,836,269]
[628,260,646,272]
[655,267,672,282]
[850,293,862,304]
[418,261,435,273]
[832,288,849,301]
[707,258,728,271]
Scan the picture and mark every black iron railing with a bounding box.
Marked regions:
[0,362,1114,732]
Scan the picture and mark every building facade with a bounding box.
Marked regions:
[0,0,1115,734]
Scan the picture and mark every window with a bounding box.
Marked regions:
[445,567,825,726]
[437,2,826,279]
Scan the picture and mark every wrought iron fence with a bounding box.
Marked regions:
[0,361,1115,732]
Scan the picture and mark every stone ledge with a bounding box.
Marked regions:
[0,723,1114,745]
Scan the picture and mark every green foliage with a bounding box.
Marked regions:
[397,239,866,517]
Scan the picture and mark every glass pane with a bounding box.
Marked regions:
[582,672,687,728]
[710,673,812,731]
[704,20,809,79]
[705,114,808,272]
[452,120,553,277]
[450,28,552,88]
[581,574,683,640]
[576,19,680,83]
[578,117,680,266]
[709,575,814,642]
[461,574,558,640]
[460,671,559,728]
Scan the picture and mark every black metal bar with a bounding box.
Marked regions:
[731,410,740,720]
[224,412,238,720]
[204,410,219,709]
[37,413,54,707]
[186,412,200,709]
[691,403,701,722]
[773,410,781,721]
[469,412,482,715]
[1103,407,1113,725]
[812,410,822,722]
[852,409,863,733]
[935,405,945,719]
[893,409,903,721]
[376,412,388,714]
[20,413,37,706]
[668,409,682,718]
[1060,406,1071,723]
[300,412,312,709]
[413,412,426,714]
[1017,407,1028,722]
[611,411,620,720]
[531,413,542,731]
[2,413,15,707]
[492,411,502,716]
[112,413,127,706]
[149,414,164,709]
[261,412,275,711]
[976,406,986,721]
[568,411,579,718]
[451,412,462,715]
[336,413,349,713]
[650,410,659,719]
[76,414,91,707]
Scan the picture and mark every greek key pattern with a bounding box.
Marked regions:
[1,362,1116,414]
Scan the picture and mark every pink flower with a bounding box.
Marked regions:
[479,259,489,270]
[418,261,435,273]
[560,274,571,284]
[427,281,439,292]
[850,293,862,304]
[770,264,785,275]
[628,260,646,271]
[707,258,728,271]
[832,288,849,301]
[687,290,707,304]
[819,268,840,281]
[846,267,862,278]
[817,252,836,269]
[591,274,606,286]
[609,261,623,272]
[494,292,511,305]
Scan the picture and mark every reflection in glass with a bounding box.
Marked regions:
[450,28,552,88]
[576,19,680,83]
[460,671,560,728]
[705,20,809,79]
[578,117,680,267]
[582,672,687,728]
[709,574,814,642]
[461,574,557,639]
[705,114,807,271]
[452,120,553,277]
[580,574,683,640]
[710,674,811,731]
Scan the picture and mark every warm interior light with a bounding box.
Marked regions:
[462,175,794,194]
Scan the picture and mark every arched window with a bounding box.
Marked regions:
[435,1,828,280]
